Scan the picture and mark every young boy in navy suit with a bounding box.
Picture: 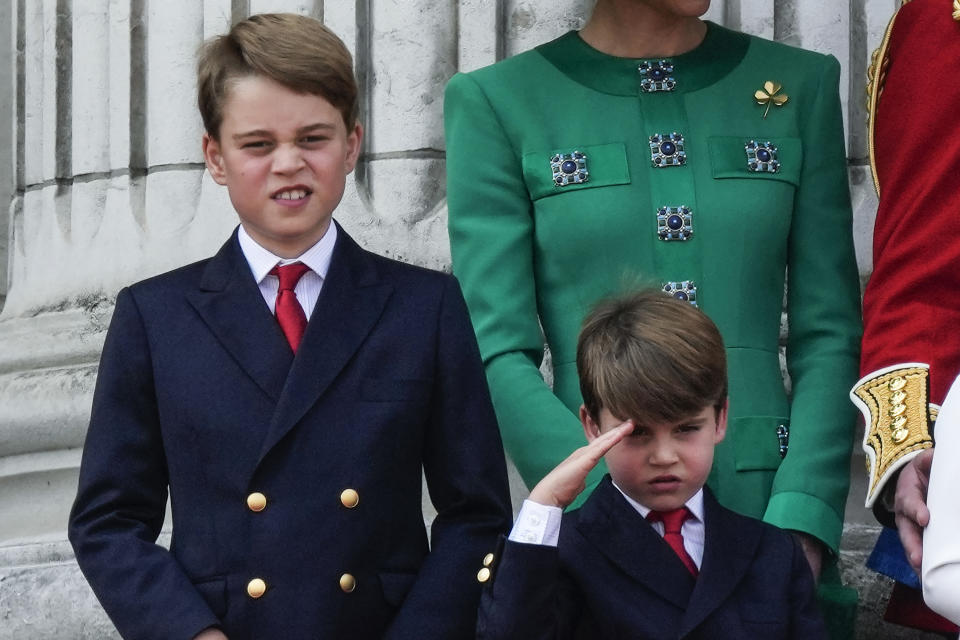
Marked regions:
[68,13,511,640]
[477,290,826,639]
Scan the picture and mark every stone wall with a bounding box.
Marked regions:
[0,1,939,638]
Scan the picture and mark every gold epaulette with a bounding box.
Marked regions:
[851,363,935,508]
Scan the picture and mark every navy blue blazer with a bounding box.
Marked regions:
[478,476,826,639]
[68,223,512,640]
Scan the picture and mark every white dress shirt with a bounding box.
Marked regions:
[509,485,706,569]
[922,373,960,624]
[237,223,337,319]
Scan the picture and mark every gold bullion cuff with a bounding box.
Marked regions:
[851,363,935,508]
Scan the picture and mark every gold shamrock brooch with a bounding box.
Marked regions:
[755,81,789,119]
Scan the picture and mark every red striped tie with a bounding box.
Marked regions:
[270,263,311,353]
[648,507,698,576]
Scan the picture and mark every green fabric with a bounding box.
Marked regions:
[818,562,859,640]
[445,23,862,551]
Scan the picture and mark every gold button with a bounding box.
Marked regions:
[340,488,360,509]
[339,573,356,593]
[889,376,907,391]
[890,390,907,405]
[888,404,906,418]
[247,578,267,599]
[477,567,491,583]
[483,553,495,567]
[247,492,267,512]
[892,428,910,444]
[892,415,908,430]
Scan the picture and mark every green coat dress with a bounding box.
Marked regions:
[445,23,860,555]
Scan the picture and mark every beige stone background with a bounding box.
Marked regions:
[0,1,940,637]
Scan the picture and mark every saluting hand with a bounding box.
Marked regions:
[528,422,634,509]
[194,629,228,640]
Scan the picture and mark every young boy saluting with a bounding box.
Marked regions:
[477,290,826,639]
[68,14,511,640]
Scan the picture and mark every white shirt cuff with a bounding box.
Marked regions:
[508,499,563,546]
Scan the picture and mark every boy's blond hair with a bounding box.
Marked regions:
[577,290,728,423]
[197,13,358,138]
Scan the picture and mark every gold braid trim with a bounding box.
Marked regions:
[852,364,934,507]
[866,2,913,196]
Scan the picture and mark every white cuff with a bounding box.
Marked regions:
[508,499,563,546]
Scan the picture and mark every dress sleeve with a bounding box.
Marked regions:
[762,55,862,553]
[444,71,598,490]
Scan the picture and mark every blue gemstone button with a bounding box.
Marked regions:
[550,151,589,186]
[650,133,686,167]
[657,206,693,241]
[745,140,780,173]
[638,59,676,92]
[662,281,697,305]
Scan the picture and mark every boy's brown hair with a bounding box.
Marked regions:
[197,13,358,138]
[577,289,728,423]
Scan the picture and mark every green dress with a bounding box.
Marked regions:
[445,24,861,630]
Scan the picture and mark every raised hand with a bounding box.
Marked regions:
[528,422,634,509]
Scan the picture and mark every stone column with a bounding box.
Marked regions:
[0,1,923,637]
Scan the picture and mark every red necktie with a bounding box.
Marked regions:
[270,263,311,353]
[647,507,698,576]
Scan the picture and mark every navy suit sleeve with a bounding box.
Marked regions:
[477,538,581,640]
[384,275,513,639]
[68,288,220,640]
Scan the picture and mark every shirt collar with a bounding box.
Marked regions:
[612,481,705,524]
[237,222,338,284]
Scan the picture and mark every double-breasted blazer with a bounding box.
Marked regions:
[477,477,827,639]
[68,223,512,640]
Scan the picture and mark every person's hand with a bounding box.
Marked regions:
[894,447,934,573]
[790,531,823,584]
[528,422,633,509]
[194,629,228,640]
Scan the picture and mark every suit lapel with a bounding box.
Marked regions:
[679,488,761,636]
[186,231,292,403]
[256,224,393,464]
[576,477,695,609]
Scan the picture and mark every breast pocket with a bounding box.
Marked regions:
[521,142,631,202]
[706,136,802,251]
[708,136,802,185]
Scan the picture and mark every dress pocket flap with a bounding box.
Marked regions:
[522,142,630,201]
[731,415,789,472]
[708,136,802,185]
